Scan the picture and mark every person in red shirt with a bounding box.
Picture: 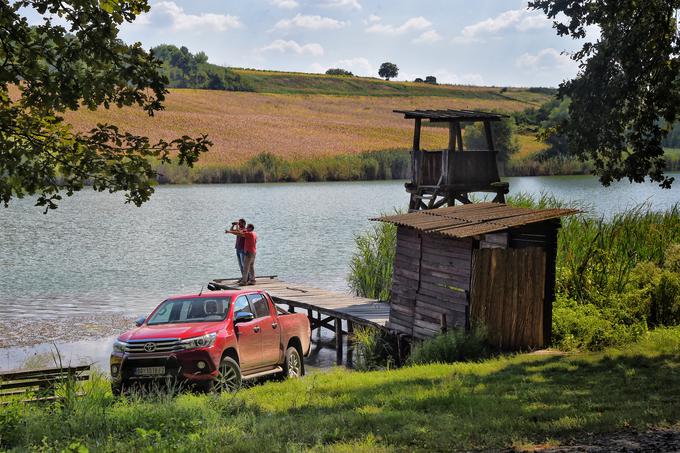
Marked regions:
[228,223,257,285]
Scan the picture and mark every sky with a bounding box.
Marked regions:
[114,0,584,88]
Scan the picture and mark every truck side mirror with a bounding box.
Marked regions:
[234,312,255,324]
[134,315,146,327]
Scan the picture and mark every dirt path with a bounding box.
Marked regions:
[520,428,680,452]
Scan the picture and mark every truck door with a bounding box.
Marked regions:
[247,293,281,367]
[232,295,261,372]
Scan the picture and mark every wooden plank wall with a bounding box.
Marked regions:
[470,247,547,350]
[388,227,421,336]
[388,227,474,339]
[413,235,472,339]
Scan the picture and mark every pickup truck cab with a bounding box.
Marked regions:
[110,289,311,393]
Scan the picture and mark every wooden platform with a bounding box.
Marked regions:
[209,277,390,330]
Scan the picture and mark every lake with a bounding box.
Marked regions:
[2,174,679,321]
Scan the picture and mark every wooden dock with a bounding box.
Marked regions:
[208,276,391,364]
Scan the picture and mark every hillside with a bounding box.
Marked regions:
[64,88,550,167]
[231,68,554,101]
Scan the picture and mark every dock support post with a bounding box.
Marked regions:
[346,321,354,368]
[316,311,322,338]
[288,305,295,313]
[335,318,343,365]
[440,313,448,333]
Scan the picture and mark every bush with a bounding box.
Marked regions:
[353,326,393,371]
[409,327,491,365]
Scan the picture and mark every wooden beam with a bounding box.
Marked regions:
[413,118,422,151]
[335,318,343,365]
[455,122,464,152]
[484,120,495,151]
[448,122,456,152]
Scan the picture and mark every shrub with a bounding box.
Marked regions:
[353,326,393,371]
[408,327,491,365]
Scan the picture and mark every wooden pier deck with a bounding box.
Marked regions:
[209,276,391,364]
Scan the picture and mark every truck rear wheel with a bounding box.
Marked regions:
[212,356,242,392]
[282,346,304,378]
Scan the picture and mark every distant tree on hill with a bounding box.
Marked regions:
[414,78,424,83]
[151,44,251,92]
[424,76,437,85]
[325,68,354,76]
[378,62,399,81]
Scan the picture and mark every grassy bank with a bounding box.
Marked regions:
[2,329,678,451]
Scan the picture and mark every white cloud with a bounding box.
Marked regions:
[515,48,576,71]
[413,30,442,44]
[320,0,362,10]
[261,39,324,56]
[270,0,299,9]
[458,8,549,41]
[367,14,381,23]
[435,70,485,86]
[310,57,374,77]
[274,14,348,30]
[141,1,241,31]
[366,16,432,35]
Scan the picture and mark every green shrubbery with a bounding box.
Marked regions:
[348,220,397,301]
[409,327,492,365]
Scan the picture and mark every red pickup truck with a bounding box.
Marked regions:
[110,289,311,394]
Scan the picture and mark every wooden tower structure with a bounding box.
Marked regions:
[394,109,510,211]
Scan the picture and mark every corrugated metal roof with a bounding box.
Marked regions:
[394,109,505,122]
[372,203,578,239]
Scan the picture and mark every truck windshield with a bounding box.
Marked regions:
[147,297,230,325]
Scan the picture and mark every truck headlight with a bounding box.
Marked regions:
[112,340,128,353]
[180,333,217,350]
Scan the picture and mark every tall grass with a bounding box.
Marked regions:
[156,150,411,184]
[348,219,397,301]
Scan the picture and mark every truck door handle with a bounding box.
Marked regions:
[272,322,278,329]
[253,326,261,333]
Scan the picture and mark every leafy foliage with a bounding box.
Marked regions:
[464,117,520,162]
[0,1,212,211]
[348,219,397,301]
[151,44,251,91]
[324,68,353,76]
[529,0,680,188]
[378,62,398,80]
[409,326,492,364]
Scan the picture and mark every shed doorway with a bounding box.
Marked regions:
[470,247,547,350]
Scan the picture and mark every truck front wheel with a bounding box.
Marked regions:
[212,356,242,392]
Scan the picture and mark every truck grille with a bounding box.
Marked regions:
[125,338,182,353]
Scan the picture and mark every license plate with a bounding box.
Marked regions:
[134,366,165,376]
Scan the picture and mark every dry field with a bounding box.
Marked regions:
[64,89,541,166]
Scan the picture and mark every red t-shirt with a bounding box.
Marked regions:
[242,231,257,254]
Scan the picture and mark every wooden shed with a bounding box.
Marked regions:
[374,203,577,350]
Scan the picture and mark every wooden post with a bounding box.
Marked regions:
[316,311,322,338]
[412,118,422,185]
[335,318,343,365]
[484,120,495,151]
[346,321,354,368]
[455,122,464,152]
[440,313,448,333]
[448,121,456,152]
[288,305,295,313]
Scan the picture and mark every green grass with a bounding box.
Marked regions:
[230,68,551,103]
[2,328,679,451]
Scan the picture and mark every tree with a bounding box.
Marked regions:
[465,118,520,163]
[424,76,437,85]
[529,0,680,188]
[414,77,424,83]
[325,68,353,76]
[0,1,212,211]
[378,62,398,80]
